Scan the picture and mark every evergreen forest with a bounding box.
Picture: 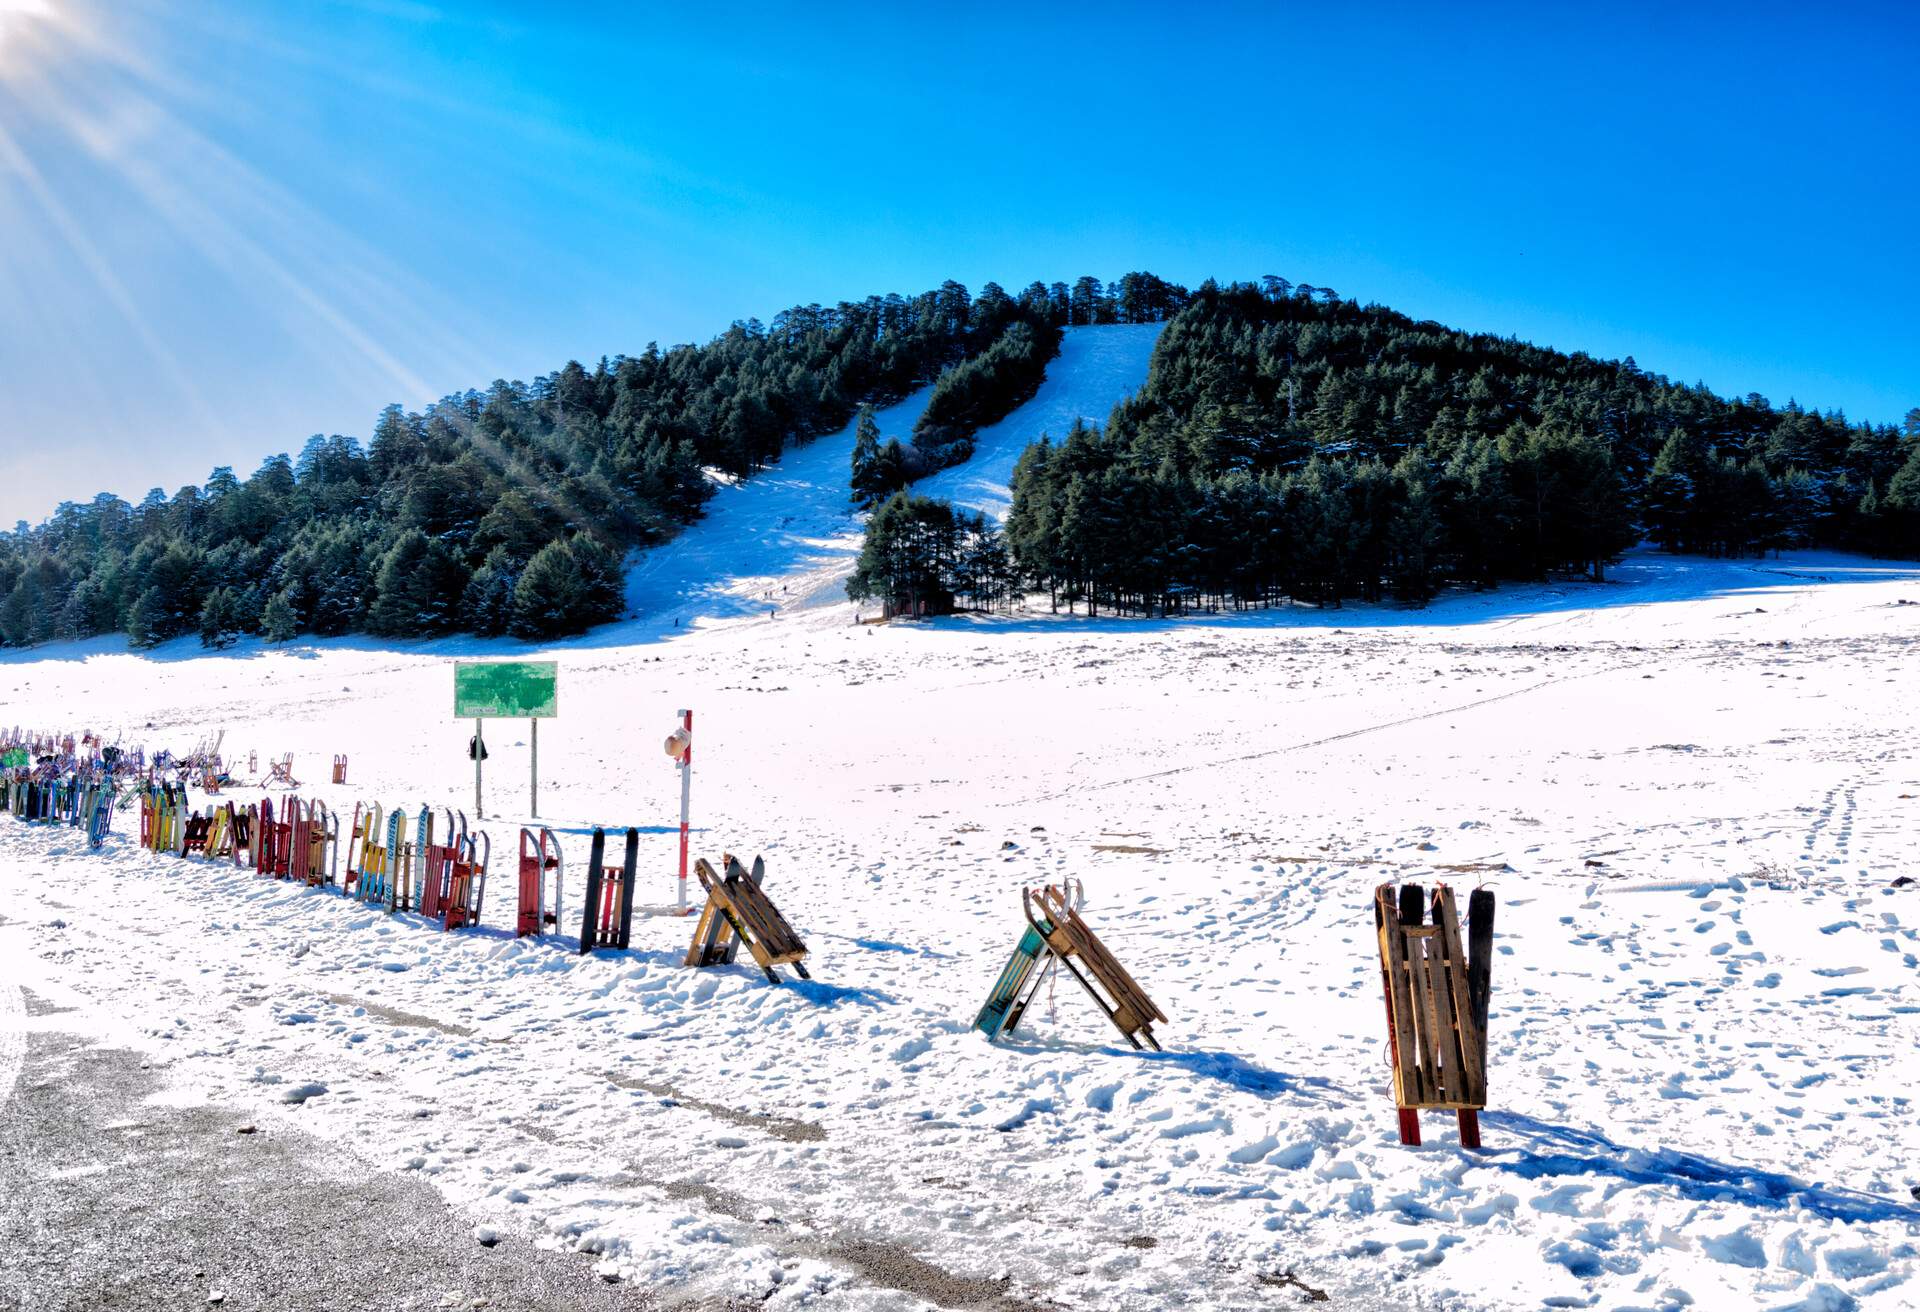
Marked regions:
[856,279,1920,618]
[0,275,1177,648]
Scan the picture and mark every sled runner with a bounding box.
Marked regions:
[1373,882,1495,1149]
[685,856,809,985]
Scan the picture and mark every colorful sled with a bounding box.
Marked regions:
[516,827,563,937]
[440,829,488,930]
[973,878,1081,1038]
[975,881,1164,1051]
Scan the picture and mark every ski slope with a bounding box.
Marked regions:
[4,551,1919,1311]
[914,321,1162,522]
[619,323,1163,633]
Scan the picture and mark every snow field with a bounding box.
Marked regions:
[2,550,1917,1311]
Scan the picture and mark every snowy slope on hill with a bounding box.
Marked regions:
[914,320,1162,522]
[619,383,933,636]
[620,323,1162,630]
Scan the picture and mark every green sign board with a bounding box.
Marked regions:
[454,661,559,719]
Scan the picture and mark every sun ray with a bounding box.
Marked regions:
[0,0,501,479]
[0,114,221,441]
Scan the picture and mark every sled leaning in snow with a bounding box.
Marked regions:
[418,810,466,921]
[683,854,764,967]
[684,855,809,985]
[578,827,637,952]
[974,881,1165,1051]
[516,826,564,937]
[438,829,489,930]
[973,877,1081,1039]
[86,784,113,850]
[228,803,253,868]
[1373,881,1495,1149]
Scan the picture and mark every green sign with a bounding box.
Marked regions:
[455,661,558,719]
[2,748,27,768]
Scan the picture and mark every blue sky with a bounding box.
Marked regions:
[0,0,1914,523]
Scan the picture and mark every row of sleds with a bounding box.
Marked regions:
[8,762,1499,1147]
[128,789,813,985]
[1,768,119,850]
[137,787,492,932]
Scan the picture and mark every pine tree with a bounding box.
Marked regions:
[462,546,519,636]
[510,540,589,638]
[126,586,165,649]
[1643,430,1703,551]
[849,405,882,505]
[198,587,239,648]
[1389,451,1443,603]
[567,532,625,625]
[261,589,299,642]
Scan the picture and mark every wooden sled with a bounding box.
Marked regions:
[684,854,763,966]
[578,827,636,952]
[1016,883,1165,1051]
[1374,882,1495,1148]
[439,830,488,930]
[685,856,809,985]
[516,827,564,937]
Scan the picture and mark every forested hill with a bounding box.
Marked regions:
[1001,279,1920,614]
[0,273,1186,649]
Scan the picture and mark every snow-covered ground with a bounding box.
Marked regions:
[2,331,1917,1311]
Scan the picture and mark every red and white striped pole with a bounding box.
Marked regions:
[675,708,693,915]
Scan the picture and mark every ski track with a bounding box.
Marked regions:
[2,334,1919,1312]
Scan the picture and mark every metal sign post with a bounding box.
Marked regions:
[531,718,538,818]
[474,718,484,820]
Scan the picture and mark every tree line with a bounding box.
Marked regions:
[0,273,1177,649]
[850,278,1919,618]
